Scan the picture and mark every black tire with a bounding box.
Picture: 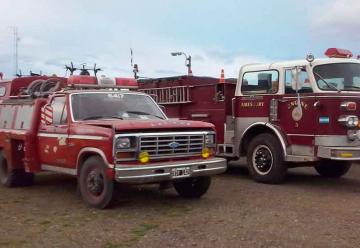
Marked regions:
[173,176,211,198]
[78,156,114,209]
[315,160,351,178]
[246,133,287,184]
[0,152,33,187]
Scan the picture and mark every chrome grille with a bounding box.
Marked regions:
[140,134,204,157]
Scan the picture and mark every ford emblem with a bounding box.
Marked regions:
[169,141,180,149]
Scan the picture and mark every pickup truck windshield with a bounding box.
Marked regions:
[71,92,166,121]
[314,63,360,91]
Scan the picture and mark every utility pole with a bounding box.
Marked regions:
[10,26,19,76]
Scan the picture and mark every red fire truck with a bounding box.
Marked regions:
[0,71,226,208]
[139,48,360,184]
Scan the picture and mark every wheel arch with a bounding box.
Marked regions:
[76,148,113,176]
[239,122,288,158]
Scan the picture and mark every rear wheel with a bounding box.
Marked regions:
[78,156,114,209]
[246,133,287,184]
[173,176,211,198]
[315,160,351,178]
[0,152,33,187]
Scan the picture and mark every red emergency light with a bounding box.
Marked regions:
[68,75,97,85]
[67,75,138,89]
[325,48,353,58]
[115,78,138,88]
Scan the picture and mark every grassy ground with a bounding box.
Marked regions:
[1,165,360,247]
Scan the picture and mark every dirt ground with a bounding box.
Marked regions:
[1,163,360,248]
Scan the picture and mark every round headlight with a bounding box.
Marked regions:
[116,137,131,149]
[347,116,359,127]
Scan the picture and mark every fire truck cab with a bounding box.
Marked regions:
[0,73,226,208]
[139,48,360,184]
[228,48,360,183]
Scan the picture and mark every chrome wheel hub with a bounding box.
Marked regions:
[252,145,273,175]
[87,170,104,196]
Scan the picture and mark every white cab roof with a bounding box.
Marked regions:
[241,58,360,72]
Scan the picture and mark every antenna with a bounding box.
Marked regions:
[130,48,139,79]
[9,26,19,76]
[93,63,102,76]
[130,48,133,67]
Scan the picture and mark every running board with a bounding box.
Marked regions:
[41,164,77,176]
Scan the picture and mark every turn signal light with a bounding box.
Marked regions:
[341,102,357,111]
[331,150,354,158]
[116,152,135,160]
[340,153,353,158]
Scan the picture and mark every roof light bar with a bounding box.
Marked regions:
[325,48,353,58]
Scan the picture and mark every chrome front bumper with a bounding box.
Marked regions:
[114,157,227,184]
[318,146,360,161]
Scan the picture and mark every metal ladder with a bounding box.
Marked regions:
[140,86,192,104]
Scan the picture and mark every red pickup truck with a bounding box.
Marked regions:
[0,75,226,208]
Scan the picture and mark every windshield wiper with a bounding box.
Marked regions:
[126,111,164,119]
[313,71,341,92]
[82,115,123,120]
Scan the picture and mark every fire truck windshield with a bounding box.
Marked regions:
[70,92,166,121]
[314,63,360,91]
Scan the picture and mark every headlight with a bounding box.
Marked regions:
[115,137,131,149]
[348,117,359,127]
[338,115,359,128]
[205,134,215,145]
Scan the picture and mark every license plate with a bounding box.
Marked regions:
[171,167,191,178]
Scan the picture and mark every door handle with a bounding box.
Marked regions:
[314,101,321,108]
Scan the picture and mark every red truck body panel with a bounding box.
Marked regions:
[138,76,236,144]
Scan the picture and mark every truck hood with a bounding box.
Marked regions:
[80,119,214,132]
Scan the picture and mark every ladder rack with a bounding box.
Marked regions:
[140,86,192,104]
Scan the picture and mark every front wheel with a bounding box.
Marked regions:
[315,160,351,178]
[246,133,287,184]
[173,176,211,198]
[78,156,114,209]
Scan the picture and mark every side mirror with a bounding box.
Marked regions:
[40,105,54,125]
[291,67,303,92]
[159,105,166,112]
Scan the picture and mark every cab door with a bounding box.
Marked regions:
[277,67,317,155]
[38,96,70,168]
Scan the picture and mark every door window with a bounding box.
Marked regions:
[285,68,313,94]
[241,70,279,94]
[50,96,67,125]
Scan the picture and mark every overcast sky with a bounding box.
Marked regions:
[1,0,360,79]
